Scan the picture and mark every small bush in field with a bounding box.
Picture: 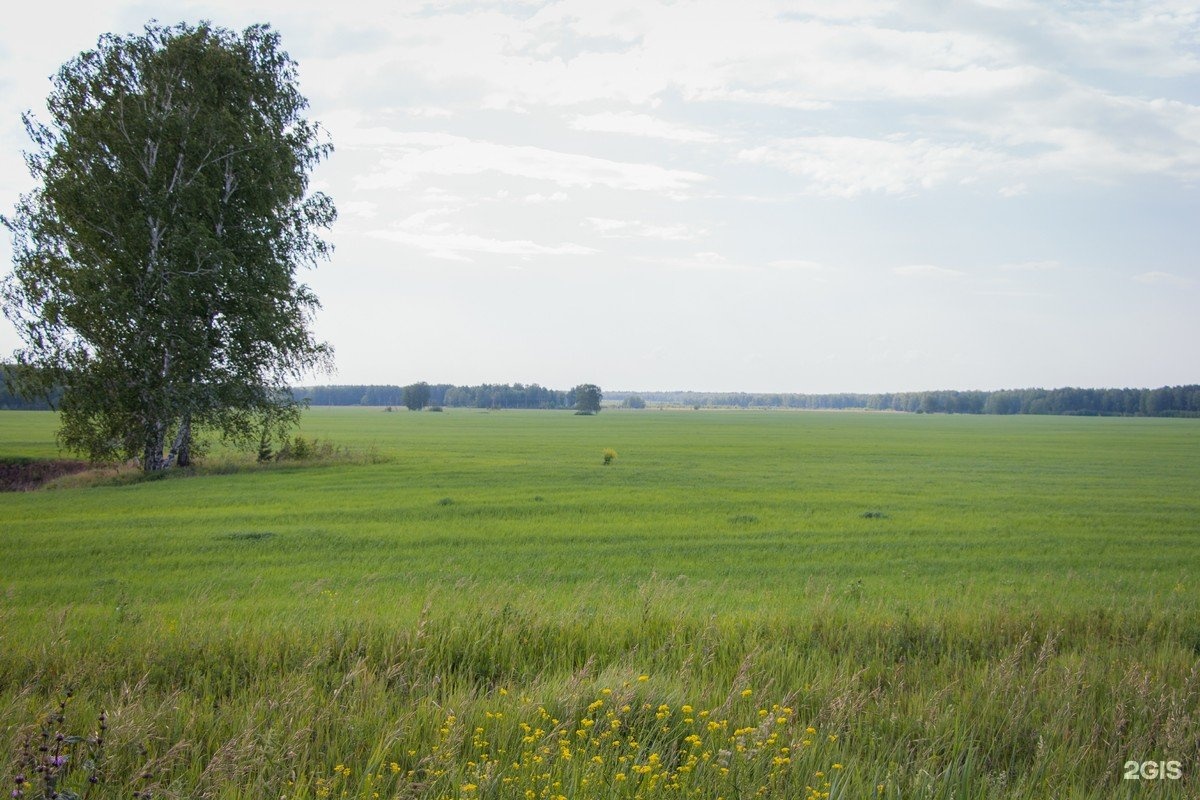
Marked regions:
[275,436,315,461]
[602,448,617,465]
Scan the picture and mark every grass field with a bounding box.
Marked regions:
[2,407,1198,799]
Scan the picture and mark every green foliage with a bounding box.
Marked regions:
[0,364,62,410]
[296,382,579,410]
[623,394,646,409]
[1,21,334,471]
[274,434,335,461]
[256,426,275,463]
[572,383,602,414]
[402,382,430,411]
[602,447,617,465]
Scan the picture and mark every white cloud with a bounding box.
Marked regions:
[323,2,1035,112]
[893,264,966,278]
[972,289,1053,298]
[769,259,826,270]
[405,106,454,118]
[522,191,570,204]
[635,251,747,271]
[1133,271,1195,287]
[356,132,708,194]
[938,79,1200,184]
[338,200,380,220]
[311,3,1200,195]
[368,229,597,262]
[738,136,1005,197]
[569,112,722,143]
[738,80,1200,195]
[393,206,459,232]
[1030,2,1200,78]
[766,259,839,283]
[998,260,1060,272]
[585,217,704,240]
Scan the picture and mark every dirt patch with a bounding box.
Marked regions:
[0,459,92,491]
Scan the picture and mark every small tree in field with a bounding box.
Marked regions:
[1,21,334,470]
[572,383,602,414]
[402,382,431,411]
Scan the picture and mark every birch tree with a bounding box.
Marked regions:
[1,21,334,470]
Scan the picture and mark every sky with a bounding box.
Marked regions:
[1,1,1197,393]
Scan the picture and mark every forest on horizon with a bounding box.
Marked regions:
[3,369,1198,416]
[297,382,1199,417]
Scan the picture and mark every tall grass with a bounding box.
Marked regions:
[2,408,1198,797]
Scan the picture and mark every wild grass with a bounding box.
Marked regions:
[2,408,1198,798]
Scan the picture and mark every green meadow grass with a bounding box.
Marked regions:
[1,408,1198,799]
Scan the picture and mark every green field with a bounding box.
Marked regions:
[2,408,1198,799]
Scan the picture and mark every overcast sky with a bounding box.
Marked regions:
[2,1,1197,393]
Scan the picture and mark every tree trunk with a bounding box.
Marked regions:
[166,415,192,468]
[143,421,168,471]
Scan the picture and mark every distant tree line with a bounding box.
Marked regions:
[0,366,61,409]
[602,386,1200,417]
[293,382,594,410]
[0,382,60,410]
[6,369,1198,417]
[1,372,595,412]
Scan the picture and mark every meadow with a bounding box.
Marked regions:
[1,407,1198,799]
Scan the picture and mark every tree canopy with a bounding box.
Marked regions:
[1,21,334,470]
[402,382,431,411]
[572,384,602,414]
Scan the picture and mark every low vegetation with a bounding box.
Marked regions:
[2,408,1197,798]
[0,458,89,491]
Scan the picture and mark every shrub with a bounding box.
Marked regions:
[256,429,274,463]
[275,435,321,461]
[602,448,617,466]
